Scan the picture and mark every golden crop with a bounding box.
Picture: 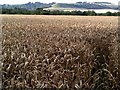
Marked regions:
[1,15,119,89]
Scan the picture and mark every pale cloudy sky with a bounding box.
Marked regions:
[0,0,119,5]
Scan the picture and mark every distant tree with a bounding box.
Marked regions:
[105,12,112,16]
[36,8,43,11]
[71,11,82,15]
[90,11,97,16]
[2,8,119,16]
[83,11,97,16]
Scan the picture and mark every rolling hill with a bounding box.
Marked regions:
[1,2,118,10]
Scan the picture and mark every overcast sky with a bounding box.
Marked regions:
[0,0,119,5]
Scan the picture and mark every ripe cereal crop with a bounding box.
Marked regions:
[1,15,119,89]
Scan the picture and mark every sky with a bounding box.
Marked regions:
[0,0,119,5]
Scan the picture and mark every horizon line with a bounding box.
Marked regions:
[0,1,118,5]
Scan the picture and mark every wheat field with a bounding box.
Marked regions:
[1,15,120,89]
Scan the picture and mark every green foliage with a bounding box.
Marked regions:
[2,8,119,16]
[83,10,97,16]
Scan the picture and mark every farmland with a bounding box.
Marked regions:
[1,15,119,89]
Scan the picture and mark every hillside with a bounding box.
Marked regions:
[51,2,118,9]
[1,2,55,10]
[1,2,118,10]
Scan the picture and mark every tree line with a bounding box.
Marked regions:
[1,8,120,16]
